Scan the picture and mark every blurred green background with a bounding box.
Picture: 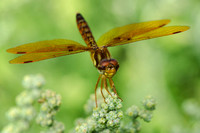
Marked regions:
[0,0,199,132]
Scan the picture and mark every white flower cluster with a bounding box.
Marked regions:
[22,74,45,89]
[74,92,123,133]
[1,74,65,133]
[36,90,65,133]
[72,92,156,133]
[1,74,45,133]
[40,121,65,133]
[93,93,123,132]
[123,95,156,132]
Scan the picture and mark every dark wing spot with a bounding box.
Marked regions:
[67,46,73,49]
[173,31,182,34]
[67,46,74,52]
[127,38,131,41]
[17,52,26,54]
[24,61,33,63]
[114,37,121,41]
[68,49,73,52]
[158,24,166,28]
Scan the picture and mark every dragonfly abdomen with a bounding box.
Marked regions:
[76,13,97,49]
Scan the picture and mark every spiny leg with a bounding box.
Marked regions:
[108,78,117,94]
[95,74,101,107]
[109,78,123,101]
[103,76,113,98]
[101,76,106,103]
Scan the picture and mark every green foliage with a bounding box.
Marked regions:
[171,99,200,133]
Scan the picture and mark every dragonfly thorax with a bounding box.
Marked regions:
[98,58,119,78]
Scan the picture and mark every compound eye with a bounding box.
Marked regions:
[115,64,119,70]
[100,60,109,67]
[98,66,106,70]
[110,59,119,65]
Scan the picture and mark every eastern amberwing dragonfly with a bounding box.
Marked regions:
[7,13,189,107]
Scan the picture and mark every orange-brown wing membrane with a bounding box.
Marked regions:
[7,39,88,54]
[97,19,171,47]
[9,51,85,64]
[97,20,189,47]
[124,26,190,44]
[7,39,90,64]
[102,26,190,47]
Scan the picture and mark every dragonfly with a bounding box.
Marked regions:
[7,13,190,107]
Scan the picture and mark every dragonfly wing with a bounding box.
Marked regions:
[104,26,190,47]
[9,50,86,64]
[97,19,171,47]
[7,39,89,54]
[7,39,90,64]
[126,26,190,44]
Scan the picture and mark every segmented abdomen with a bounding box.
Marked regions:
[76,13,97,48]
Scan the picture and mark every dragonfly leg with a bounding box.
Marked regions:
[103,76,113,98]
[109,78,123,101]
[95,74,101,107]
[101,76,106,103]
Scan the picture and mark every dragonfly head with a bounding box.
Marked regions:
[98,59,119,78]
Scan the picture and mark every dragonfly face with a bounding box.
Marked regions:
[7,13,190,107]
[98,58,119,78]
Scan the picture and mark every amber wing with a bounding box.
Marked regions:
[97,20,189,47]
[7,39,90,64]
